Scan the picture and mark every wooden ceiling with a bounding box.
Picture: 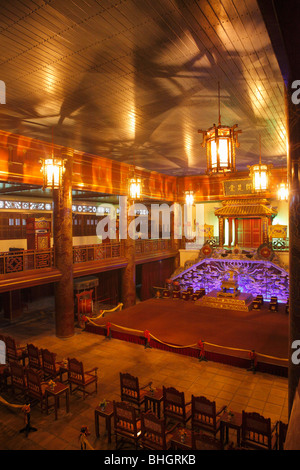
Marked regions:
[0,0,287,176]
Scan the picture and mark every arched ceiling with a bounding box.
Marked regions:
[0,0,287,176]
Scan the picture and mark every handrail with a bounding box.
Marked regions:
[0,239,176,274]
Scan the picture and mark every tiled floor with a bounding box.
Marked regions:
[0,313,288,450]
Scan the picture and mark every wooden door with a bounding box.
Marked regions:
[237,219,262,248]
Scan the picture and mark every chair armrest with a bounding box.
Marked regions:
[185,401,191,407]
[216,405,227,416]
[140,381,152,390]
[86,367,98,375]
[166,422,180,435]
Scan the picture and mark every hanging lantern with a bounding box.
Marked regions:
[185,190,194,206]
[198,82,242,174]
[128,175,142,200]
[248,137,272,193]
[277,182,289,201]
[42,155,65,189]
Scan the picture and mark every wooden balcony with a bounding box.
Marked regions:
[0,239,178,292]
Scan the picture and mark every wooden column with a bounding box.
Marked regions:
[121,197,136,308]
[228,218,233,247]
[287,84,300,414]
[218,217,224,247]
[53,148,74,338]
[234,218,238,246]
[170,207,180,269]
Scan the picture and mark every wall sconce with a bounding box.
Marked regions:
[277,181,289,201]
[185,190,194,206]
[41,156,65,189]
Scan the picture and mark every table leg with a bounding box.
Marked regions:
[106,416,111,444]
[54,396,58,420]
[237,429,241,447]
[95,413,100,438]
[66,390,69,414]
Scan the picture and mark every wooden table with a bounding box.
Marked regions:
[220,411,242,447]
[171,428,192,450]
[95,402,114,443]
[144,388,163,418]
[45,382,70,420]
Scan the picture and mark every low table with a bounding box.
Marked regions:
[144,388,163,418]
[45,382,70,420]
[171,428,192,450]
[95,402,114,443]
[220,411,242,447]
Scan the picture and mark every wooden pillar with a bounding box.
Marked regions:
[53,148,74,338]
[121,197,136,308]
[262,217,269,244]
[228,218,233,247]
[234,218,238,246]
[287,84,300,415]
[170,208,180,269]
[218,217,224,247]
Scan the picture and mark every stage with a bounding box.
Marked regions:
[85,297,289,377]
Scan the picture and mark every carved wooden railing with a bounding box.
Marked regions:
[0,249,54,274]
[0,239,176,274]
[135,239,173,255]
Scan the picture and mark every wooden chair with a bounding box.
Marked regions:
[5,336,27,365]
[27,344,43,375]
[162,386,192,426]
[241,411,277,450]
[9,361,27,398]
[192,431,224,450]
[67,357,98,399]
[41,348,61,380]
[191,395,226,438]
[140,411,178,450]
[26,368,48,412]
[120,372,147,411]
[113,400,142,450]
[274,420,288,450]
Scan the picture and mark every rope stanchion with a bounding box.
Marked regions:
[106,322,112,340]
[197,340,208,362]
[83,317,288,364]
[144,330,152,349]
[248,349,257,374]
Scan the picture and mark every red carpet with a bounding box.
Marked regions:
[85,298,289,377]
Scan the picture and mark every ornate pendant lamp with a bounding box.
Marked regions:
[198,82,242,174]
[129,175,142,200]
[41,129,65,189]
[249,136,272,193]
[128,164,142,201]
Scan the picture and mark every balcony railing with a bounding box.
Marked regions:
[0,239,175,275]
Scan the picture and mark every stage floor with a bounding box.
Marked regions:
[88,298,289,370]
